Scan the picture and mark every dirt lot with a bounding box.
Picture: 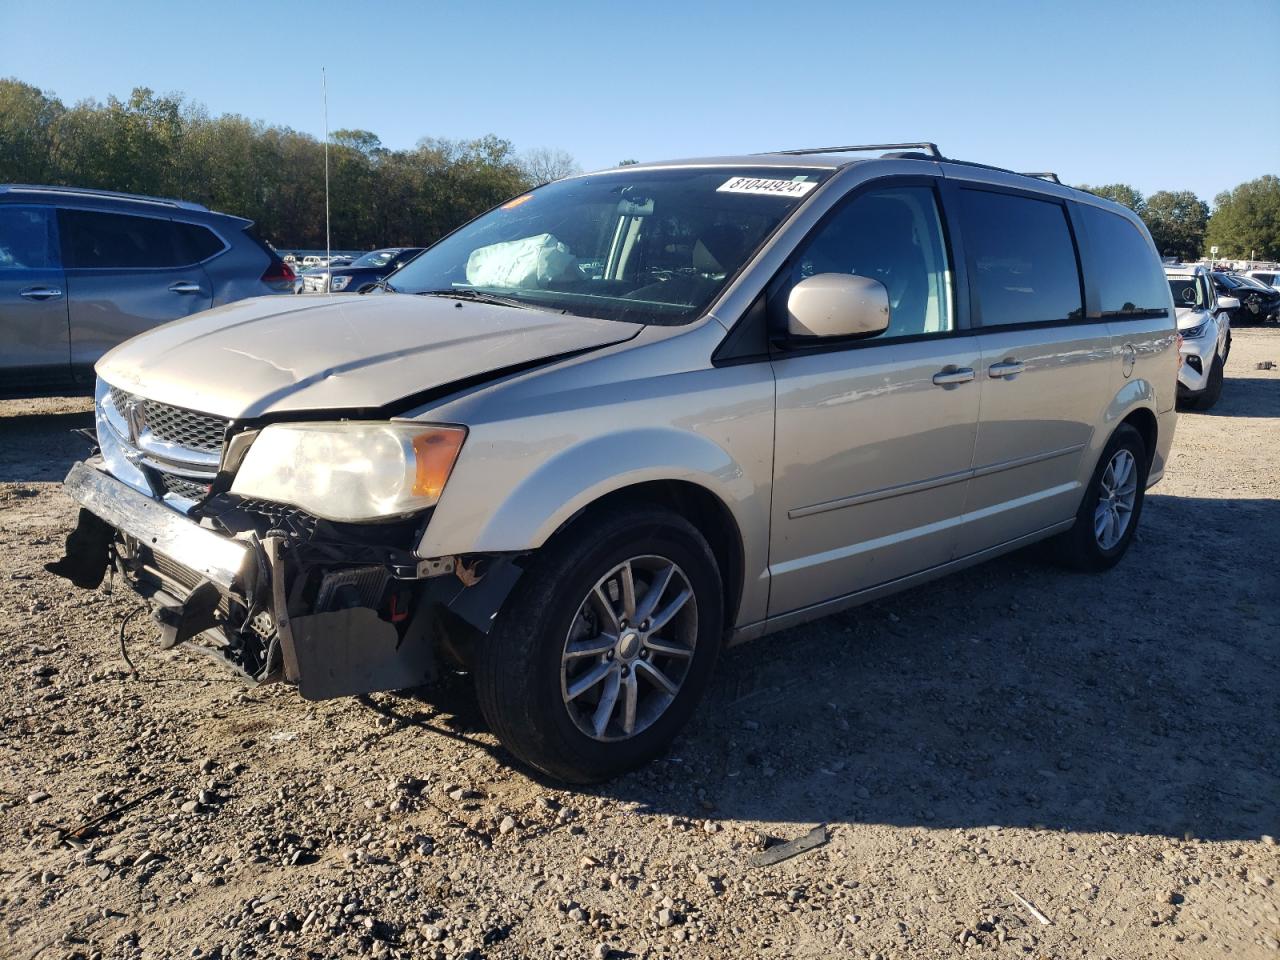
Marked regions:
[2,330,1278,960]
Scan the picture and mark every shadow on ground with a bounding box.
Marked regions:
[383,493,1280,843]
[0,408,94,483]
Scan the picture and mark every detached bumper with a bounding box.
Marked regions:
[51,458,445,699]
[63,460,249,592]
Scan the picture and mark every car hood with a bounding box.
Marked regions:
[96,294,641,419]
[1175,307,1210,328]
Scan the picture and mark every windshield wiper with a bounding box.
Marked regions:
[369,278,397,293]
[415,289,565,313]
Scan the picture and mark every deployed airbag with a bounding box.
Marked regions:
[465,233,578,289]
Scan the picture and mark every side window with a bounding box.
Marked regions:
[791,186,954,338]
[1078,205,1169,318]
[58,209,187,269]
[961,189,1083,327]
[174,222,226,262]
[0,206,59,270]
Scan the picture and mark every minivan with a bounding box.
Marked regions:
[0,185,295,395]
[49,143,1178,783]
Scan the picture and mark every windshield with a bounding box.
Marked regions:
[1168,277,1207,309]
[385,167,831,324]
[353,249,402,268]
[1213,273,1241,288]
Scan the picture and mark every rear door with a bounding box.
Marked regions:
[58,208,214,378]
[767,180,981,617]
[954,186,1112,555]
[0,204,71,391]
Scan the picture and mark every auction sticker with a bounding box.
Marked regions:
[717,177,817,198]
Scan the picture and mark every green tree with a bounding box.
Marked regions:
[1206,175,1280,261]
[0,79,63,182]
[1142,190,1209,261]
[1076,183,1145,212]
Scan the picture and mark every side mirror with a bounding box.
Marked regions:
[786,273,890,339]
[1217,295,1240,312]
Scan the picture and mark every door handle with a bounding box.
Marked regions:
[932,367,976,386]
[168,282,202,294]
[988,360,1026,378]
[19,286,63,301]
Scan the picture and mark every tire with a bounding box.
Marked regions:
[1053,424,1148,572]
[474,505,723,783]
[1192,355,1224,410]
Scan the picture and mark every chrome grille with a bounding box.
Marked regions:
[110,388,228,453]
[159,473,212,501]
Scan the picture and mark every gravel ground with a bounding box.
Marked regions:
[2,329,1278,960]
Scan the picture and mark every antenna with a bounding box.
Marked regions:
[323,67,332,296]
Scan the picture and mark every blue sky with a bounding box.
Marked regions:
[4,0,1277,202]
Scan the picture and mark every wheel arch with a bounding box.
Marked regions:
[539,479,746,636]
[1118,404,1158,471]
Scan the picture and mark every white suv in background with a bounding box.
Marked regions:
[1165,264,1233,409]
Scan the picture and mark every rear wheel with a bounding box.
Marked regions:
[1053,424,1148,571]
[474,506,723,783]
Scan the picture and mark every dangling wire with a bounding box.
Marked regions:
[117,604,147,677]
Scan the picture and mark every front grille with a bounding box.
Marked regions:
[159,473,212,501]
[105,385,228,507]
[110,387,228,453]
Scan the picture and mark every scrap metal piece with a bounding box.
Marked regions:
[748,824,829,868]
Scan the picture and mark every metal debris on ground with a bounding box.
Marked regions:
[1007,887,1052,925]
[748,824,829,868]
[57,787,164,844]
[1256,361,1276,370]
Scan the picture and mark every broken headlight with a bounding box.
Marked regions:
[230,422,466,522]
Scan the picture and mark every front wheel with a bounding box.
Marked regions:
[474,505,723,783]
[1053,424,1148,571]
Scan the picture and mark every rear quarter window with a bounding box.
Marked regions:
[174,222,227,262]
[1078,204,1169,318]
[58,209,188,269]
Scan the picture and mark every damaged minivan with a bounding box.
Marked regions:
[50,143,1178,782]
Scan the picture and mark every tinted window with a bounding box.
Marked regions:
[58,209,187,269]
[175,222,226,261]
[961,190,1083,327]
[789,186,954,338]
[0,206,59,269]
[1078,205,1169,317]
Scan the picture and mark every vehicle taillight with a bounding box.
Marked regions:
[262,260,296,284]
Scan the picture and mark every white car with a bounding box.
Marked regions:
[1244,268,1280,290]
[1165,264,1234,409]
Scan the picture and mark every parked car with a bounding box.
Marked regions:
[300,247,426,294]
[0,185,295,396]
[1167,264,1233,409]
[1210,271,1280,324]
[49,145,1178,783]
[1243,268,1280,290]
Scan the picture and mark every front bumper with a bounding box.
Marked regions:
[52,459,447,699]
[1177,337,1214,395]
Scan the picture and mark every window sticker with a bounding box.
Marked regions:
[717,177,817,198]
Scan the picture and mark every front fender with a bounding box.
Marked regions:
[421,427,748,556]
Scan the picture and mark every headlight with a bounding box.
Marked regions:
[230,422,466,521]
[329,275,351,291]
[1181,321,1210,340]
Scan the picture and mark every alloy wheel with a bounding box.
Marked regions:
[1094,448,1138,550]
[560,556,697,742]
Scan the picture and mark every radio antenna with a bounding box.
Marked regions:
[323,66,332,295]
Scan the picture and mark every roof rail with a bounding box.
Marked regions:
[767,142,943,159]
[0,184,209,212]
[1020,172,1062,185]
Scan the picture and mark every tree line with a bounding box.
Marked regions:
[2,78,1276,259]
[0,79,580,250]
[1076,178,1280,262]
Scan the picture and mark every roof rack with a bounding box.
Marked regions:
[0,184,209,212]
[767,142,943,159]
[1020,172,1062,185]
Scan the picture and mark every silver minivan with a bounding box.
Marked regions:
[0,185,295,396]
[50,144,1178,782]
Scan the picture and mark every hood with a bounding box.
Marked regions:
[97,294,641,418]
[1174,307,1209,329]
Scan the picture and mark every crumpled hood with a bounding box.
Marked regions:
[96,294,641,418]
